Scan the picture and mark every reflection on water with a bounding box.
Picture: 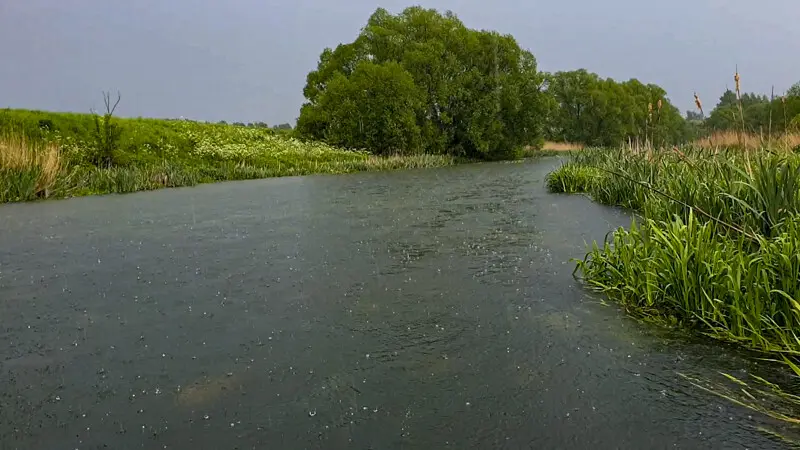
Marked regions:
[0,158,793,449]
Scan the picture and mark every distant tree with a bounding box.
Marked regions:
[788,81,800,98]
[273,123,292,130]
[717,89,739,109]
[232,122,245,127]
[217,120,227,125]
[686,111,704,121]
[252,121,270,128]
[706,89,800,133]
[297,6,551,159]
[544,70,686,146]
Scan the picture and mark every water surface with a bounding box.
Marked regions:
[0,158,791,449]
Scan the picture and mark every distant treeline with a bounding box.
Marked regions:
[295,6,800,157]
[695,87,800,134]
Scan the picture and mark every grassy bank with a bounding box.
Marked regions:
[0,108,457,203]
[546,147,800,360]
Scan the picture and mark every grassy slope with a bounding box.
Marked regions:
[0,109,456,202]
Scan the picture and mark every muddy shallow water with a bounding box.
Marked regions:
[0,158,792,449]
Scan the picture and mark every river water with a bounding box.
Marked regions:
[0,158,794,449]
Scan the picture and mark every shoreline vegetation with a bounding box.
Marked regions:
[3,7,798,203]
[546,145,800,418]
[0,109,467,204]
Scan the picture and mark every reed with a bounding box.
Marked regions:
[548,146,800,357]
[0,131,63,202]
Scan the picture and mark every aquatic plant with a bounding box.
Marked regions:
[549,146,800,357]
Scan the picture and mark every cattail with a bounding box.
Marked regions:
[781,96,786,104]
[694,92,704,116]
[734,68,741,98]
[657,99,663,111]
[648,102,653,121]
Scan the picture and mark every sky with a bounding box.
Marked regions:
[1,0,798,125]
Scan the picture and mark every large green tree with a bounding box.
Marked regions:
[545,70,686,147]
[297,7,551,159]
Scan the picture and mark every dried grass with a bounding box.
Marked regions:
[0,132,63,197]
[693,131,800,151]
[542,141,585,151]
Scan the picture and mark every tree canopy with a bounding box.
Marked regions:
[296,7,798,155]
[788,81,800,98]
[297,7,551,159]
[704,88,800,133]
[544,70,687,147]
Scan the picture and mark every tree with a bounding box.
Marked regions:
[307,61,424,154]
[686,111,704,121]
[717,89,738,109]
[544,71,686,147]
[297,7,550,159]
[90,91,122,167]
[787,81,800,98]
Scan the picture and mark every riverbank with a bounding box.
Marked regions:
[1,109,464,203]
[546,147,800,364]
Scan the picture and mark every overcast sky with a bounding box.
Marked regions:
[1,0,798,125]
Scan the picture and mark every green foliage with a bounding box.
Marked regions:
[578,212,800,354]
[549,147,800,357]
[305,61,424,155]
[0,108,456,203]
[705,89,800,133]
[545,70,687,147]
[297,7,550,159]
[545,162,601,193]
[89,91,123,167]
[787,81,800,98]
[685,111,704,121]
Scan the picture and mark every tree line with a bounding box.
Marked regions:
[700,84,800,134]
[296,6,800,158]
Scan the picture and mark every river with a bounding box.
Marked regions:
[0,158,793,449]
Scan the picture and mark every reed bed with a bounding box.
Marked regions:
[0,132,64,202]
[547,147,800,358]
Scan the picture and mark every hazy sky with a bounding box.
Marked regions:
[1,0,798,125]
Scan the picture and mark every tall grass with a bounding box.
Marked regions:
[548,146,800,357]
[0,132,63,202]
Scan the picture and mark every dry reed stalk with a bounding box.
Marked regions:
[694,92,704,116]
[734,67,747,150]
[0,133,62,196]
[782,96,789,133]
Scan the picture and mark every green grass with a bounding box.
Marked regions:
[548,146,800,428]
[548,147,800,356]
[0,108,458,203]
